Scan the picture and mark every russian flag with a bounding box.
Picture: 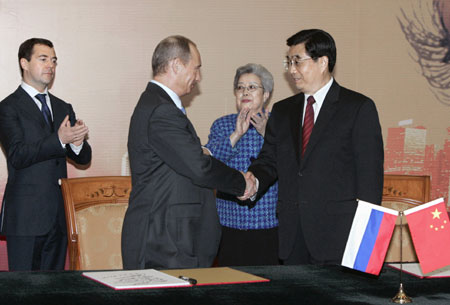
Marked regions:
[341,200,398,275]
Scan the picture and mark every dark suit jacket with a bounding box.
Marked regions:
[122,82,246,270]
[0,86,92,236]
[249,80,384,262]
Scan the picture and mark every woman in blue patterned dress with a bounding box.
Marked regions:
[205,63,279,266]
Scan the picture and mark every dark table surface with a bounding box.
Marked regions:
[0,264,449,305]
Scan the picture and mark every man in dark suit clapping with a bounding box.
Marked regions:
[248,29,384,265]
[0,38,91,271]
[122,35,255,270]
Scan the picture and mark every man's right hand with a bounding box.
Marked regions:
[238,171,257,200]
[58,115,89,145]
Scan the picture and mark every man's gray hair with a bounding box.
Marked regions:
[152,35,196,76]
[233,63,274,97]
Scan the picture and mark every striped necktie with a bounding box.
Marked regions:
[302,95,315,157]
[35,93,53,129]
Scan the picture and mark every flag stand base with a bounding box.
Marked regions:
[391,283,412,303]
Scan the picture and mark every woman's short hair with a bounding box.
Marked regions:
[233,63,274,96]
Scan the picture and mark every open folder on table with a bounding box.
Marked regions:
[161,267,270,286]
[83,267,269,290]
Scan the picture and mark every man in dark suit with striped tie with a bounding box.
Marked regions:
[248,29,384,265]
[0,38,92,271]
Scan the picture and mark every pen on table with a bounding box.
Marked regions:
[178,275,197,285]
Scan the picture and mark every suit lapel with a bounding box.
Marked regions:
[289,94,304,166]
[185,118,197,136]
[15,86,50,131]
[301,81,341,166]
[50,94,69,130]
[147,82,197,136]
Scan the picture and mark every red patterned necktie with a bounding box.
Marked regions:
[302,95,315,157]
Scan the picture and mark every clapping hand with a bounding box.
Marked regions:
[230,107,251,147]
[58,115,89,146]
[236,107,251,136]
[249,108,269,137]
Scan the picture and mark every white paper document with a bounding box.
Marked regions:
[83,269,191,290]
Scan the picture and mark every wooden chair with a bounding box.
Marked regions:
[61,176,131,270]
[382,174,430,263]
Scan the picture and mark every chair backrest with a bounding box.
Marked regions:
[61,176,131,270]
[382,174,430,263]
[383,174,430,202]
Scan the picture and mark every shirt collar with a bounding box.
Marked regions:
[21,81,48,99]
[304,77,334,107]
[150,80,183,110]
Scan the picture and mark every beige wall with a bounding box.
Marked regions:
[0,0,449,202]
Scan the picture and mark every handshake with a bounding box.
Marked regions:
[238,171,257,201]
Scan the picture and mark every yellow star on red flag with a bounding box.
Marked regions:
[404,198,450,273]
[431,208,442,219]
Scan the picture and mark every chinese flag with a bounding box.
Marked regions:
[405,198,450,274]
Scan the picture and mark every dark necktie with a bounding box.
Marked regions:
[302,95,315,157]
[35,93,53,128]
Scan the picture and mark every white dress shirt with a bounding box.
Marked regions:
[302,77,334,125]
[20,82,83,154]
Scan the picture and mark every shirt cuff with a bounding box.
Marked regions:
[69,142,84,155]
